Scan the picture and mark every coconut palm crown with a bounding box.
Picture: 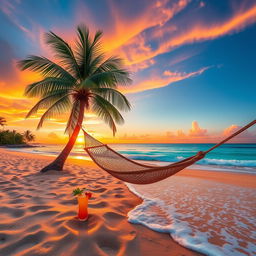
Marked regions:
[23,130,35,143]
[0,117,7,128]
[18,25,132,172]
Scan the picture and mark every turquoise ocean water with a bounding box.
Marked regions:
[8,143,256,173]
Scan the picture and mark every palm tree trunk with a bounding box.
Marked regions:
[40,100,86,172]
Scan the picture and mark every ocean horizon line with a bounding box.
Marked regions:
[30,142,256,145]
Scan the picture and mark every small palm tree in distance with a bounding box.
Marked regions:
[0,117,6,130]
[23,130,35,143]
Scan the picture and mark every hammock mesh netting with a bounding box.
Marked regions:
[83,120,255,184]
[84,131,205,184]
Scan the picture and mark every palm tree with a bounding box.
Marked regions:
[23,130,35,143]
[18,25,132,172]
[0,117,6,129]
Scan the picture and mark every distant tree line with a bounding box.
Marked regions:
[0,117,35,145]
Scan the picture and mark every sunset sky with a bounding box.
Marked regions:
[0,0,255,144]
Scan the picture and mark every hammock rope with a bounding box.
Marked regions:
[82,120,255,184]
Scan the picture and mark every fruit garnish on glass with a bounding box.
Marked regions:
[72,188,92,221]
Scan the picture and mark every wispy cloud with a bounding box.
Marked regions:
[102,0,191,52]
[117,3,256,67]
[122,66,209,93]
[0,0,37,40]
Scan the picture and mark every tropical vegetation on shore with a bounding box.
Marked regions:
[0,130,35,145]
[0,130,25,145]
[18,24,132,172]
[0,118,35,145]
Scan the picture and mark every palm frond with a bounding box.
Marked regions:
[17,56,76,82]
[45,31,81,79]
[91,88,131,111]
[37,95,72,129]
[94,56,132,87]
[75,25,103,77]
[94,56,124,73]
[87,30,104,73]
[26,90,71,118]
[88,53,105,75]
[89,70,132,88]
[92,95,125,135]
[25,77,74,98]
[78,77,98,90]
[75,25,90,77]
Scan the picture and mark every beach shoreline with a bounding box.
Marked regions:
[0,148,255,255]
[0,148,202,256]
[0,144,39,148]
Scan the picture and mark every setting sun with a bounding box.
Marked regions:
[76,137,84,144]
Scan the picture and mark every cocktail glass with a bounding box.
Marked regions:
[77,194,88,221]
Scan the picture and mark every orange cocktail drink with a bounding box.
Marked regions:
[77,194,88,221]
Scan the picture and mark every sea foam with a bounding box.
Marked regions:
[177,157,256,168]
[126,176,256,256]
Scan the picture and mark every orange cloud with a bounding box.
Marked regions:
[118,133,150,141]
[114,121,209,143]
[112,121,256,144]
[0,96,33,121]
[122,67,209,93]
[48,132,60,140]
[168,121,208,139]
[223,124,252,138]
[161,5,256,51]
[223,124,255,143]
[42,0,190,72]
[189,121,208,137]
[176,129,186,138]
[102,0,190,52]
[119,4,256,66]
[223,124,240,137]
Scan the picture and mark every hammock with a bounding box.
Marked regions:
[82,120,255,184]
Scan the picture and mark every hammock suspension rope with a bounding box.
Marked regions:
[82,120,255,184]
